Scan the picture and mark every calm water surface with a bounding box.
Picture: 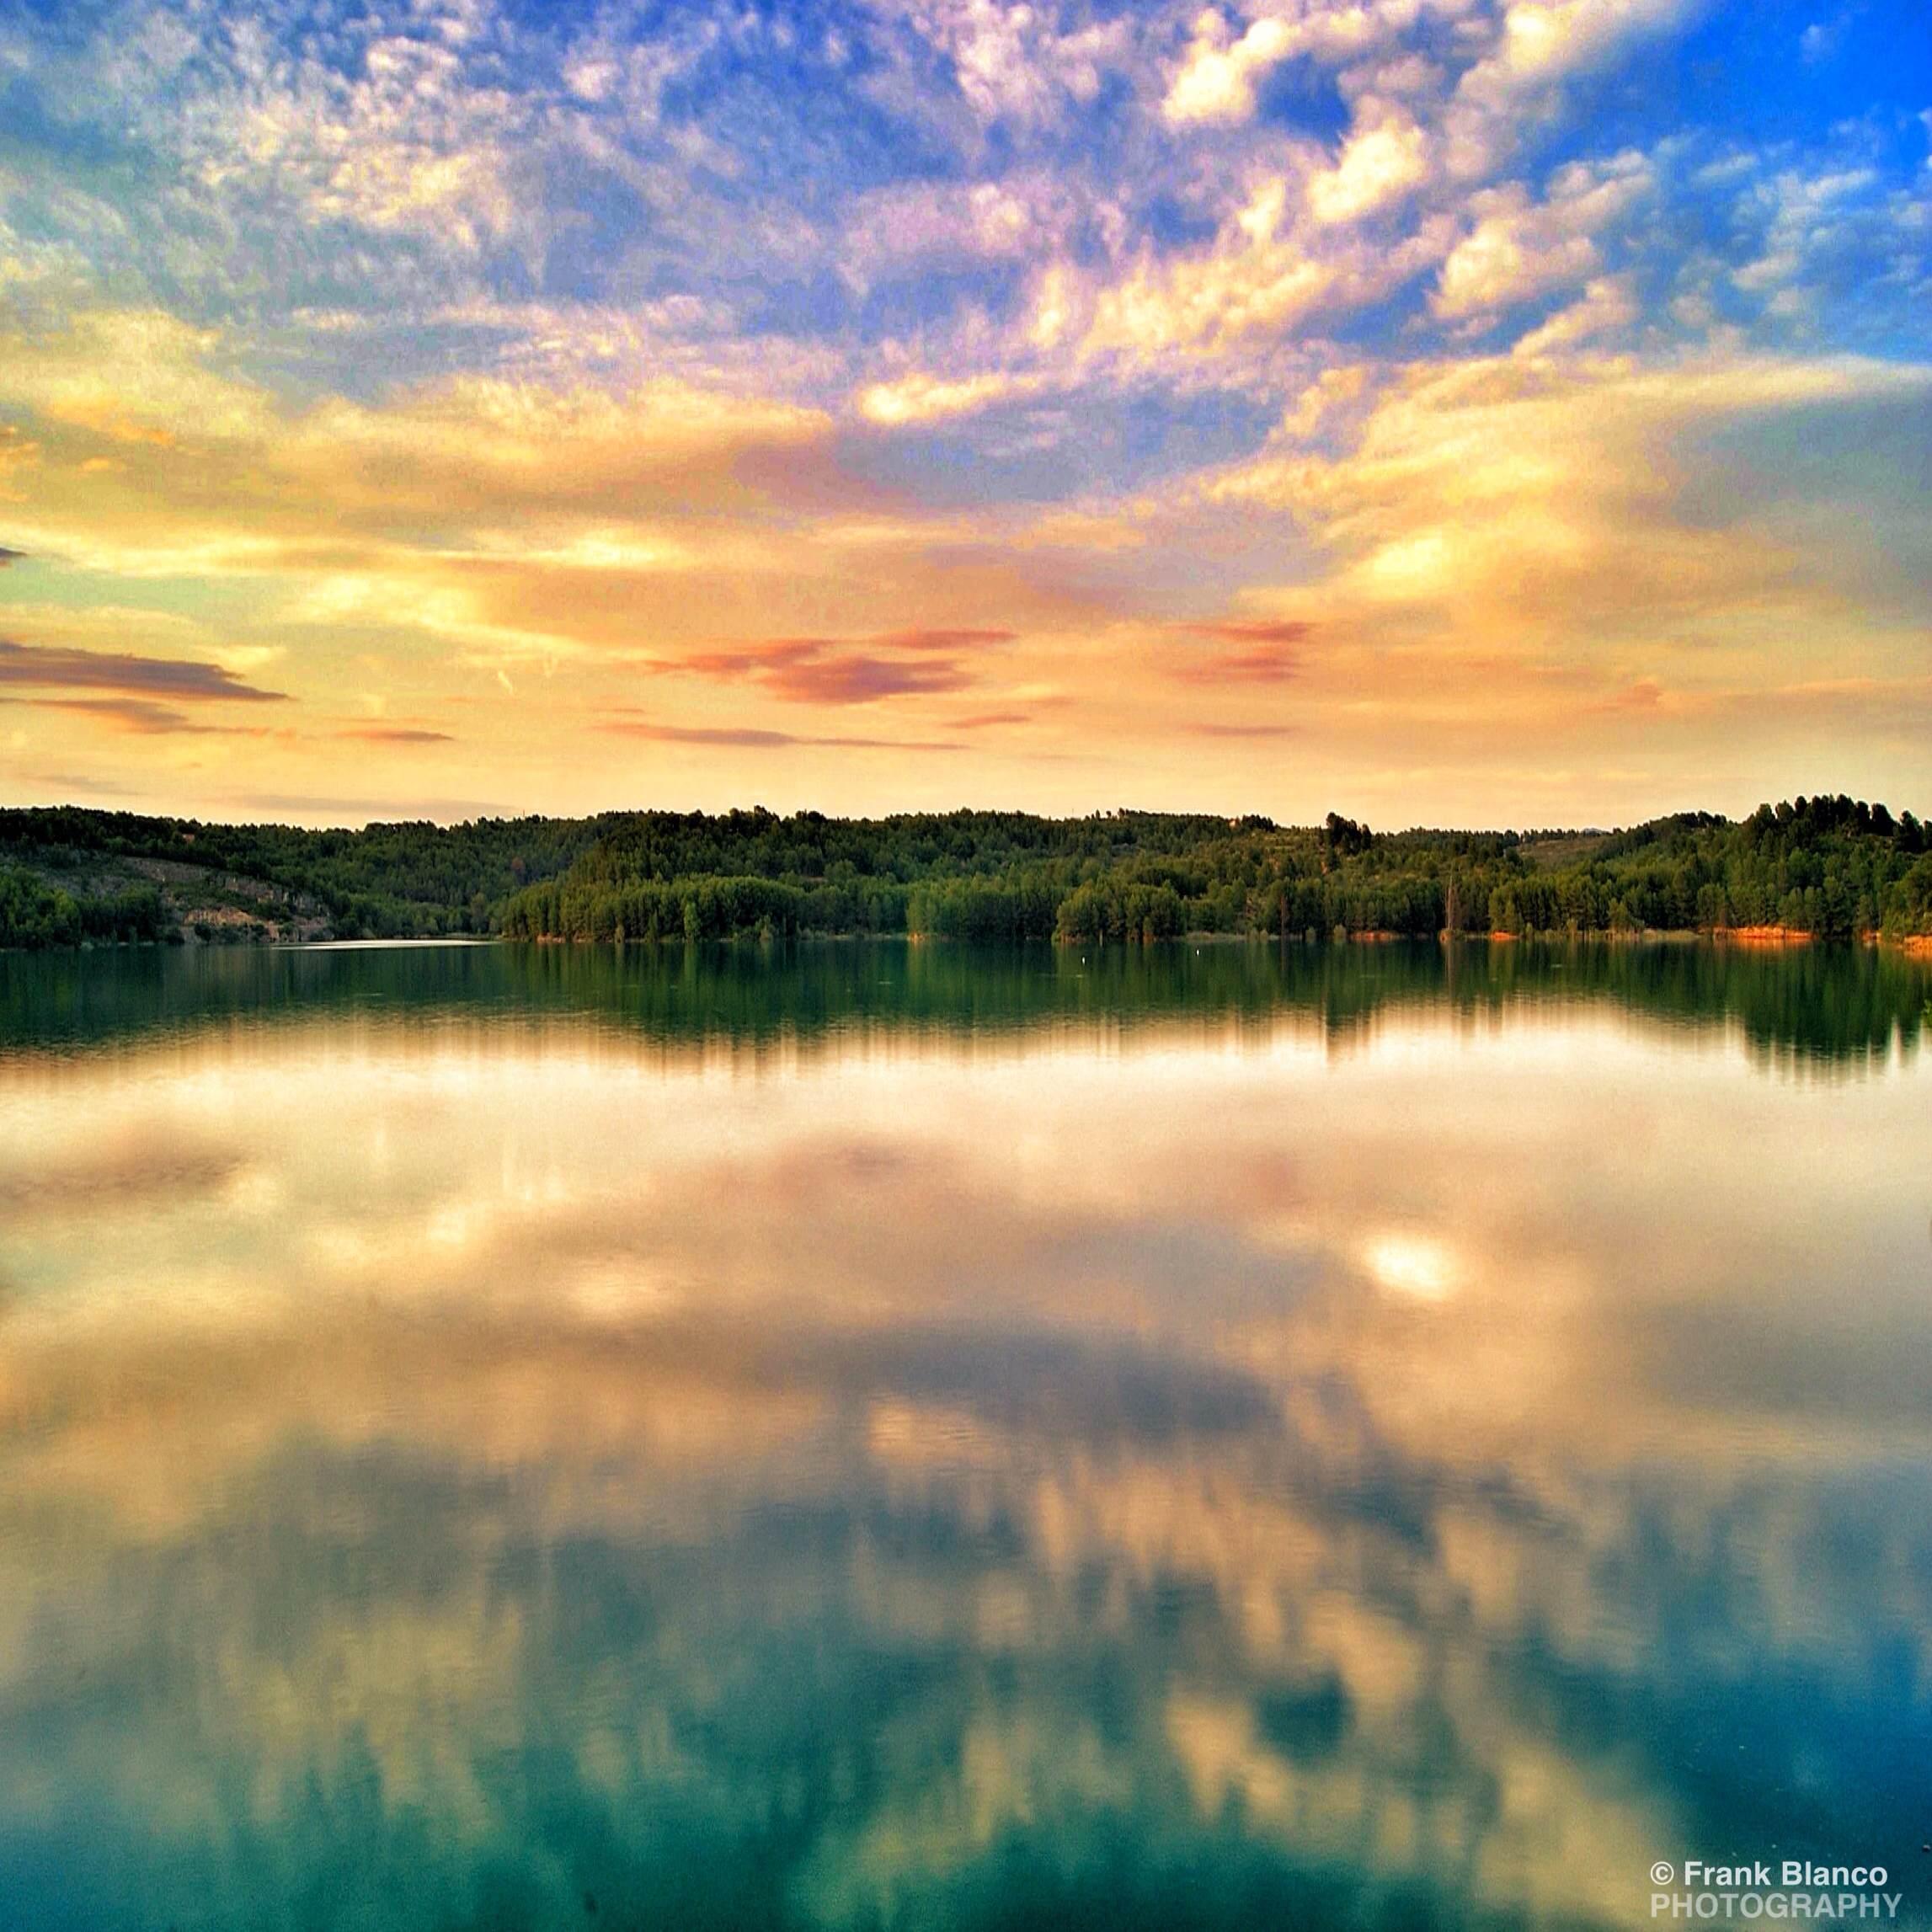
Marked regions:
[2,942,1929,1931]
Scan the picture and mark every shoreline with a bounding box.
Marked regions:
[13,927,1932,956]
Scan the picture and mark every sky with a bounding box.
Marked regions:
[0,0,1927,828]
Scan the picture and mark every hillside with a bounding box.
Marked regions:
[2,797,1928,948]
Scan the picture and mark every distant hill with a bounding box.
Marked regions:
[2,798,1927,948]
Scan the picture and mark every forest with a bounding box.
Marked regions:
[494,797,1932,944]
[1,795,1928,948]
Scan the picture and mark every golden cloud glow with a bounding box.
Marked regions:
[855,369,1041,424]
[1,286,1926,825]
[0,0,1920,824]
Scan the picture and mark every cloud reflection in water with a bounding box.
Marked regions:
[0,986,1929,1929]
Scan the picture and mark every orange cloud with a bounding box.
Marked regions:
[13,696,277,736]
[867,628,1019,653]
[1171,619,1310,685]
[666,629,1018,706]
[599,718,963,752]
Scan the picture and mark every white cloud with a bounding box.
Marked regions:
[1435,195,1598,315]
[1163,3,1416,128]
[855,370,1040,425]
[1434,152,1652,319]
[1163,11,1300,127]
[1060,173,1459,370]
[1082,235,1336,358]
[1488,0,1694,88]
[1797,16,1848,64]
[1445,0,1699,177]
[1307,111,1431,224]
[183,19,526,253]
[1509,273,1637,355]
[878,0,1134,125]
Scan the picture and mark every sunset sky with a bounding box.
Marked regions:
[0,0,1927,827]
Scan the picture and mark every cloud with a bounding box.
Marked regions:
[598,720,963,752]
[1284,366,1371,438]
[1151,0,1444,131]
[1182,619,1313,645]
[1433,156,1652,321]
[278,377,836,520]
[857,371,1041,427]
[884,3,1131,127]
[1307,115,1431,227]
[12,696,274,736]
[666,628,1017,706]
[1066,163,1461,366]
[1162,13,1299,128]
[211,45,517,251]
[0,314,841,542]
[11,770,140,799]
[752,654,974,705]
[1208,350,1932,675]
[0,0,1924,819]
[1586,675,1667,714]
[1445,0,1698,175]
[1162,2,1421,129]
[839,179,1074,285]
[1171,618,1310,686]
[1509,274,1638,355]
[1798,18,1847,64]
[1173,647,1302,686]
[1486,0,1697,90]
[194,792,507,825]
[0,639,289,703]
[334,725,454,745]
[0,310,275,448]
[1716,158,1917,334]
[1435,205,1598,320]
[1081,229,1337,360]
[0,305,1116,722]
[868,628,1018,653]
[110,0,552,276]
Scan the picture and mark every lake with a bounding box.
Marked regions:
[2,940,1929,1931]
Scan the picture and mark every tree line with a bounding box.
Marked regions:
[0,867,172,948]
[3,796,1929,948]
[500,798,1932,944]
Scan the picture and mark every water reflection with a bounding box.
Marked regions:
[0,950,1928,1930]
[1,934,1927,1066]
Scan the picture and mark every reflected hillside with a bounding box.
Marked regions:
[0,937,1926,1066]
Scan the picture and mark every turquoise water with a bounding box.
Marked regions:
[0,941,1929,1930]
